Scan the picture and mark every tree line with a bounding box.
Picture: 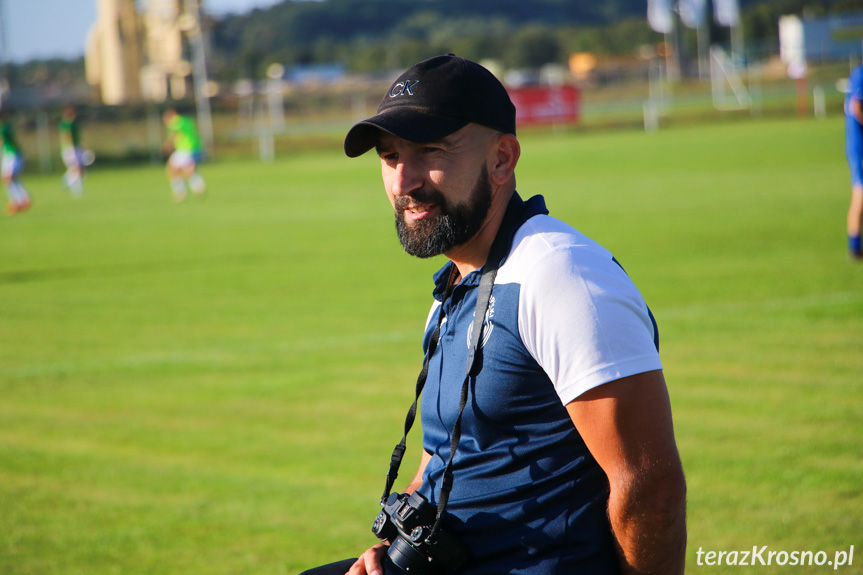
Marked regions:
[5,0,863,106]
[208,0,863,79]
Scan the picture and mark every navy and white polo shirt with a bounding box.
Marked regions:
[416,194,661,574]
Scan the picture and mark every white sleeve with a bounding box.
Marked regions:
[517,244,662,405]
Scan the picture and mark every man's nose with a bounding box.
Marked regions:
[390,160,423,197]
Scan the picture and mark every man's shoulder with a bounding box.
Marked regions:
[500,213,611,277]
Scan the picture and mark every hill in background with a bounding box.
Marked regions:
[208,0,863,77]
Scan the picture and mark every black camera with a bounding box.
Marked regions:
[371,491,469,574]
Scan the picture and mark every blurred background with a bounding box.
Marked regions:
[2,0,863,164]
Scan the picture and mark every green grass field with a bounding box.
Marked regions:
[2,116,862,574]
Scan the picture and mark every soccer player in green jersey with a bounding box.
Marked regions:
[60,106,90,198]
[162,108,206,202]
[0,110,32,216]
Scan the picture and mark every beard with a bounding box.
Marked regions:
[394,165,493,259]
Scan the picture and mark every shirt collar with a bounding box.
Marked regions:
[431,192,549,301]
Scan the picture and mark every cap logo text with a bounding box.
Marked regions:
[389,80,419,98]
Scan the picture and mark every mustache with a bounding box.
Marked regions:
[393,189,447,211]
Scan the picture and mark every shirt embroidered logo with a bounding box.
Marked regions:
[465,295,494,349]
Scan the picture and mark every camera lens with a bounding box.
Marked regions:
[388,537,432,574]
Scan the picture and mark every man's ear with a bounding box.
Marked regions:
[489,133,520,186]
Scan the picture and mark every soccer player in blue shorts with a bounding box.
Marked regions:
[845,64,863,260]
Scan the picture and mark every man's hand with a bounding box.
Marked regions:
[346,542,388,575]
[346,442,429,573]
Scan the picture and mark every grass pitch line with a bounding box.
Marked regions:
[2,330,418,378]
[5,293,860,379]
[657,291,862,320]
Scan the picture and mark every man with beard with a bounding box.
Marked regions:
[300,55,686,575]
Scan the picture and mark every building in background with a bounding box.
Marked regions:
[140,0,195,102]
[85,0,144,105]
[86,0,204,105]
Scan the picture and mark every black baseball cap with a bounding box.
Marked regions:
[344,54,516,158]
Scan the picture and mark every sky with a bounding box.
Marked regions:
[2,0,282,63]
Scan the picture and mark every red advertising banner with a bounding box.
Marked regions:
[507,85,581,126]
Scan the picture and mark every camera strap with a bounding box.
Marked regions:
[381,196,525,541]
[428,257,497,542]
[380,266,458,506]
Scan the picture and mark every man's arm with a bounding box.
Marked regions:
[852,98,863,125]
[567,369,687,575]
[404,450,432,494]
